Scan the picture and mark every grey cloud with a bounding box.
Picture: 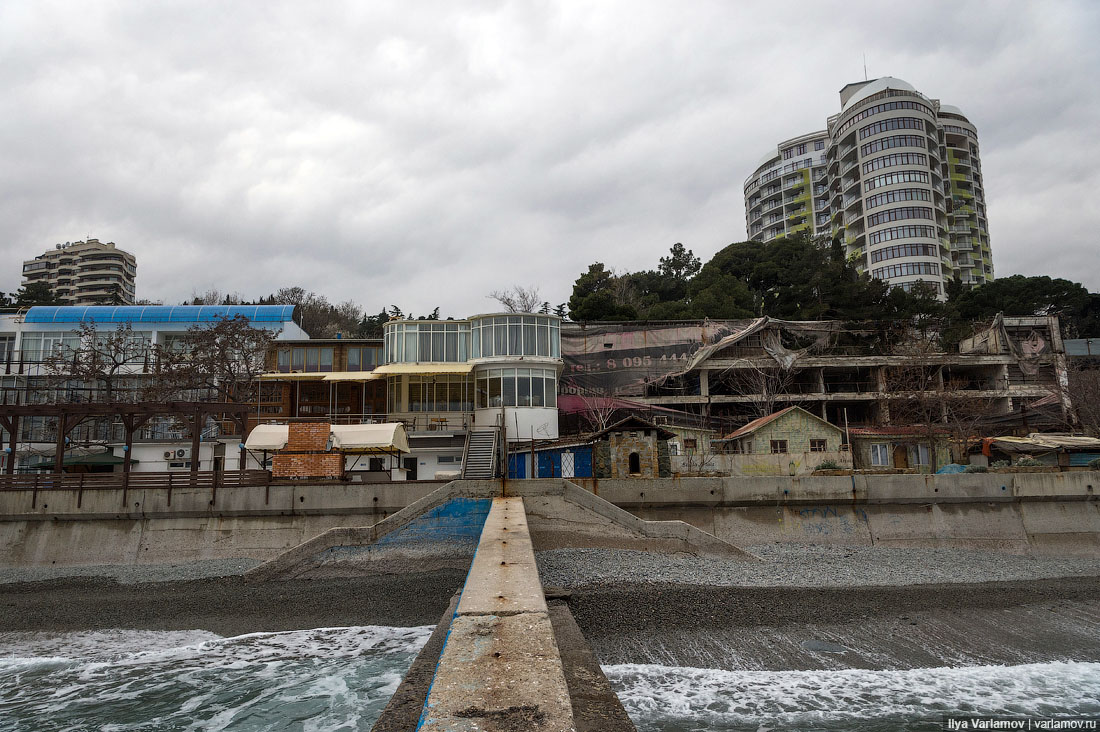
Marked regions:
[1,0,1098,317]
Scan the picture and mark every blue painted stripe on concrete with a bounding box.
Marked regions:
[374,497,492,547]
[414,505,492,731]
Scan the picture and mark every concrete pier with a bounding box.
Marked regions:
[417,497,576,732]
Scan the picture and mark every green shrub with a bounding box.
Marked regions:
[1088,457,1100,470]
[1015,456,1043,467]
[990,460,1010,468]
[814,459,842,471]
[965,465,988,473]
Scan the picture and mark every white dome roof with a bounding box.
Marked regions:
[939,103,967,117]
[840,76,917,113]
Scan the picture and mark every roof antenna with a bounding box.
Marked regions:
[863,53,868,81]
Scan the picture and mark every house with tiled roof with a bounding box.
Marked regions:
[711,406,850,476]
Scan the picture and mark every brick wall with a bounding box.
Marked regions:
[271,421,343,479]
[286,421,331,450]
[272,452,343,478]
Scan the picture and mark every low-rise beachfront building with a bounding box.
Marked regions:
[849,426,952,472]
[0,305,307,473]
[253,313,564,479]
[381,314,562,438]
[508,415,675,479]
[711,406,851,476]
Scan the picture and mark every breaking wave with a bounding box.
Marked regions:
[0,625,432,731]
[605,661,1100,731]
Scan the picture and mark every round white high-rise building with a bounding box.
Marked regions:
[743,77,994,295]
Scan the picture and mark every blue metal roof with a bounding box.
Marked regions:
[24,305,297,325]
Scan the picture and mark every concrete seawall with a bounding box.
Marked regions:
[247,480,746,580]
[2,473,1098,567]
[588,472,1100,555]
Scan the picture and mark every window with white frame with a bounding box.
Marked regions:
[908,443,932,466]
[870,443,891,466]
[474,367,557,408]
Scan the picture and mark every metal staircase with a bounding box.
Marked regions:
[461,428,499,479]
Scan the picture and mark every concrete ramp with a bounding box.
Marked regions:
[246,479,750,581]
[518,479,751,558]
[244,481,494,581]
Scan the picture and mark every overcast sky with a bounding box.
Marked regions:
[2,1,1097,316]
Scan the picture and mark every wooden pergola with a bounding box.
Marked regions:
[0,401,252,476]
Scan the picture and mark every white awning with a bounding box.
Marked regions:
[323,371,384,382]
[244,424,289,450]
[330,423,410,454]
[257,372,326,381]
[370,362,473,376]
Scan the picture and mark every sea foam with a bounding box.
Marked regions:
[604,661,1100,731]
[0,625,433,731]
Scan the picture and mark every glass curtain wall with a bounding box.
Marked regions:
[474,368,557,408]
[277,346,335,372]
[384,322,471,364]
[470,316,560,359]
[391,374,474,412]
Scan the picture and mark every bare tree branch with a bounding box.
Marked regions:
[488,286,542,313]
[43,322,149,403]
[151,315,274,404]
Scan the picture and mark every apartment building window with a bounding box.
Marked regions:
[868,224,937,246]
[834,100,933,137]
[896,280,942,294]
[860,135,927,157]
[943,125,977,139]
[859,116,925,140]
[870,443,890,466]
[814,139,825,150]
[870,243,937,264]
[0,336,13,364]
[864,170,930,192]
[783,147,794,159]
[810,439,828,452]
[866,206,935,228]
[866,188,932,209]
[862,152,927,175]
[871,262,940,280]
[770,440,788,454]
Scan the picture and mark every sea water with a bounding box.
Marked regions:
[3,628,1098,731]
[606,661,1100,731]
[0,626,432,731]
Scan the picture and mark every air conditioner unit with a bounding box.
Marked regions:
[175,448,191,460]
[163,450,173,460]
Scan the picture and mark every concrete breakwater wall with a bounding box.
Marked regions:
[580,472,1100,555]
[0,481,445,567]
[1,473,1098,567]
